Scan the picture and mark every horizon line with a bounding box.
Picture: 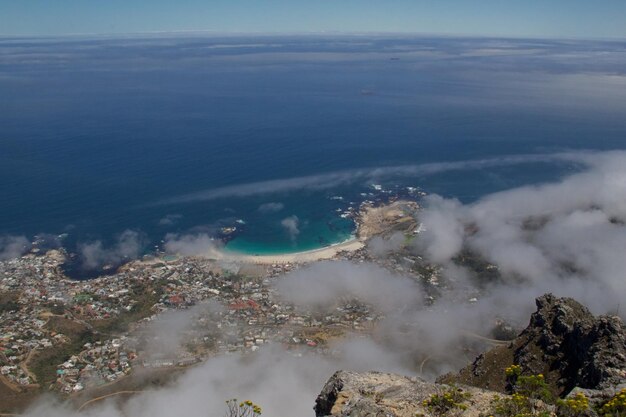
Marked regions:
[1,29,625,43]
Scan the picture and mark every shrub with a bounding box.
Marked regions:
[486,366,553,417]
[0,299,19,313]
[489,392,552,417]
[557,392,590,417]
[505,365,522,378]
[598,388,626,417]
[515,374,552,403]
[224,399,262,417]
[505,365,522,393]
[422,387,471,416]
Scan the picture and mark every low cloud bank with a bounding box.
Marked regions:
[367,232,406,256]
[153,153,577,205]
[24,342,408,417]
[0,235,30,261]
[273,260,523,377]
[158,214,183,226]
[416,150,626,316]
[162,233,222,257]
[280,215,300,241]
[138,300,225,358]
[258,202,284,213]
[77,230,144,270]
[277,260,421,313]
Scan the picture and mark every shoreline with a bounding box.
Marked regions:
[158,199,418,266]
[127,200,419,270]
[214,236,365,264]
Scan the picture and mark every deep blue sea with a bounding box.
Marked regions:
[1,35,626,275]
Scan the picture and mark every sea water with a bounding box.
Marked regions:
[1,35,626,274]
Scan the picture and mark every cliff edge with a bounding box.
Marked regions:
[315,294,626,417]
[314,370,500,417]
[440,294,626,396]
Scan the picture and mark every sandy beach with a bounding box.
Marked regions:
[158,200,418,266]
[215,238,365,265]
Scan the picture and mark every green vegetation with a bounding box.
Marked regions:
[598,388,626,417]
[0,299,19,313]
[487,365,597,417]
[30,285,159,387]
[49,303,66,315]
[91,286,160,334]
[486,366,554,417]
[0,292,20,313]
[453,249,502,286]
[422,387,471,416]
[29,317,97,385]
[515,375,552,403]
[489,392,551,417]
[505,365,551,402]
[557,392,590,417]
[73,293,93,304]
[30,328,96,387]
[224,399,262,417]
[504,365,522,378]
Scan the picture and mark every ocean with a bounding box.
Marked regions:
[1,34,626,275]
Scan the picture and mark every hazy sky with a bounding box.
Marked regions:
[1,0,625,38]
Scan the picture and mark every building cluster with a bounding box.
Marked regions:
[0,249,390,396]
[1,253,73,387]
[55,338,136,393]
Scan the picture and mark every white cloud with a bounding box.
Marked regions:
[162,233,222,257]
[158,214,183,226]
[276,260,422,313]
[280,215,300,241]
[257,202,284,213]
[152,153,577,205]
[77,230,144,270]
[415,150,626,315]
[0,235,30,261]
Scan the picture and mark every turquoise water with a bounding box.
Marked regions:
[226,232,354,256]
[225,212,354,255]
[1,35,626,274]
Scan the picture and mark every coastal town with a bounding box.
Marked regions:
[0,197,488,412]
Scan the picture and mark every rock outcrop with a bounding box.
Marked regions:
[440,294,626,396]
[314,370,500,417]
[315,294,626,417]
